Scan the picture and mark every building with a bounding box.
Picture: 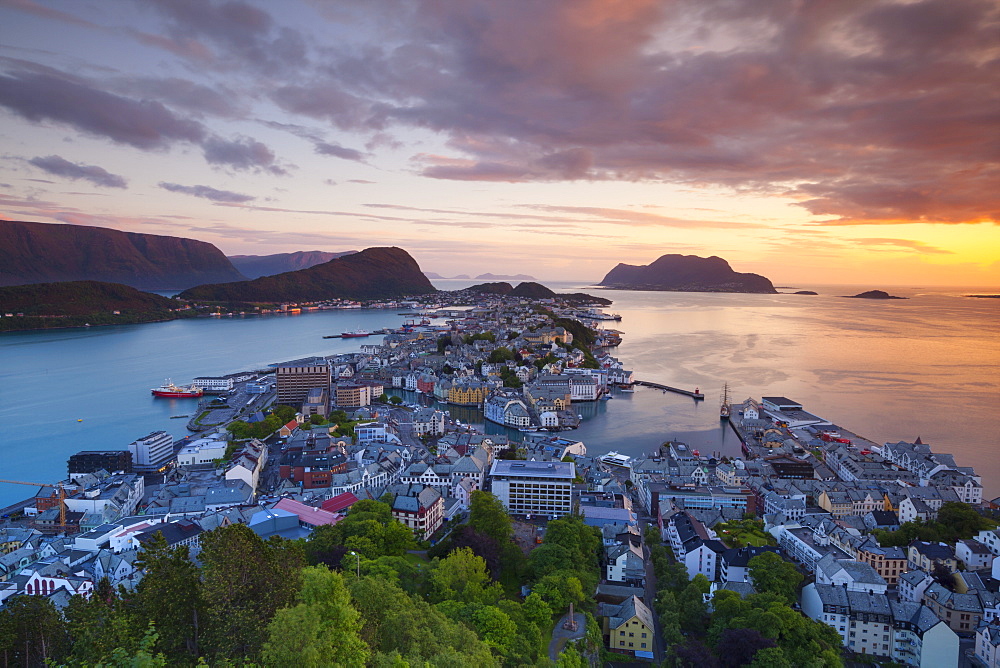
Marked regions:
[391,486,444,540]
[127,431,174,474]
[302,387,329,417]
[975,620,1000,668]
[192,376,234,393]
[67,450,133,476]
[489,460,575,518]
[599,596,655,658]
[606,542,645,586]
[907,541,958,573]
[802,584,959,665]
[276,365,331,405]
[177,436,229,467]
[922,582,983,634]
[412,407,446,436]
[334,382,372,408]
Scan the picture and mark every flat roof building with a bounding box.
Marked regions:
[489,460,575,518]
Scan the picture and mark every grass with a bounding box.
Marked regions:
[716,519,776,548]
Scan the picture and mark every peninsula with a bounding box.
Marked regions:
[599,253,777,294]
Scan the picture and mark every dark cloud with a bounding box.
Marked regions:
[158,182,254,202]
[202,135,284,174]
[145,0,307,74]
[0,71,205,149]
[28,155,127,188]
[122,77,243,117]
[282,0,996,224]
[314,142,365,161]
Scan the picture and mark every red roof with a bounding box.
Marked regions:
[283,420,298,431]
[322,491,359,514]
[273,498,341,527]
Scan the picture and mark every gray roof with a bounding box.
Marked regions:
[490,460,574,479]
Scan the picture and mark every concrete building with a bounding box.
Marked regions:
[67,450,133,476]
[127,431,174,474]
[276,365,331,405]
[489,460,574,518]
[335,382,372,408]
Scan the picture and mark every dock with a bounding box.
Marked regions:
[633,380,704,399]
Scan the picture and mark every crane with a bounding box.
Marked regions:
[0,479,71,530]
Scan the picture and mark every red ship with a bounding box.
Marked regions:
[341,329,370,338]
[151,380,204,398]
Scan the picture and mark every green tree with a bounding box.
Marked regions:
[132,532,203,661]
[748,552,802,605]
[0,595,69,666]
[468,491,513,544]
[428,548,502,604]
[470,605,518,655]
[390,395,403,405]
[199,524,305,661]
[262,566,368,667]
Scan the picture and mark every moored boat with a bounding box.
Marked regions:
[151,380,203,398]
[341,329,370,338]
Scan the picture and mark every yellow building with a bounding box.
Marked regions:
[448,380,489,406]
[600,595,655,657]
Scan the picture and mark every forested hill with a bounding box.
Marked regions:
[600,253,777,293]
[178,246,435,302]
[0,220,247,289]
[0,280,185,331]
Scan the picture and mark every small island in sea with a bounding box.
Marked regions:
[793,290,818,295]
[599,253,777,294]
[843,290,907,300]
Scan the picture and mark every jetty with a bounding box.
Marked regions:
[634,380,704,399]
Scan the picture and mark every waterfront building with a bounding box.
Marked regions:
[67,450,133,476]
[127,431,174,474]
[489,460,574,518]
[276,365,331,405]
[192,376,234,393]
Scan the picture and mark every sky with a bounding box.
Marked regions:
[0,0,997,285]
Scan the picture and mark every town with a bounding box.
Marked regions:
[0,288,995,668]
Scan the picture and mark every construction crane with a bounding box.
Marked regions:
[0,479,71,530]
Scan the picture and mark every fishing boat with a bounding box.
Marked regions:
[720,382,731,420]
[341,329,371,338]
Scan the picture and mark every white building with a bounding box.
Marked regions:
[489,460,574,518]
[976,620,1000,668]
[412,407,446,436]
[128,431,174,474]
[177,435,229,466]
[192,376,234,392]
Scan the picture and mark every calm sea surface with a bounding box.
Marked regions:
[1,281,997,508]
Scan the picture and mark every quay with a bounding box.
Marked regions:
[633,380,704,399]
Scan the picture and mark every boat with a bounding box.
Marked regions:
[151,380,204,398]
[720,382,731,420]
[341,329,371,338]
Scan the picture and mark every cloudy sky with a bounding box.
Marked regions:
[1,0,997,284]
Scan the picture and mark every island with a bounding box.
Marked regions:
[843,290,907,300]
[599,253,777,294]
[793,291,819,295]
[475,272,536,281]
[464,281,612,305]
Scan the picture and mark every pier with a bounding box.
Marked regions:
[633,380,704,399]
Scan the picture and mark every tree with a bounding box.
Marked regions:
[0,595,69,666]
[132,532,203,661]
[447,525,502,578]
[678,580,709,634]
[748,552,802,605]
[522,592,553,630]
[470,605,518,655]
[428,548,502,604]
[716,627,777,668]
[199,525,305,661]
[390,395,403,405]
[748,646,793,668]
[262,566,368,667]
[672,639,719,668]
[468,491,513,544]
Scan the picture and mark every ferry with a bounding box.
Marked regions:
[151,380,204,398]
[598,451,633,470]
[341,329,371,338]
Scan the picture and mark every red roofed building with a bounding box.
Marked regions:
[278,420,299,438]
[273,498,342,527]
[322,492,360,514]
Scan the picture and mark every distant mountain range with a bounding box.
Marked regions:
[476,273,536,281]
[600,254,776,294]
[464,281,612,305]
[178,247,435,302]
[229,251,357,279]
[0,220,247,289]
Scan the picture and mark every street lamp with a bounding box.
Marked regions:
[348,550,360,578]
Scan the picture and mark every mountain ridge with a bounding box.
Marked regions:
[178,247,435,302]
[228,251,357,279]
[0,220,246,289]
